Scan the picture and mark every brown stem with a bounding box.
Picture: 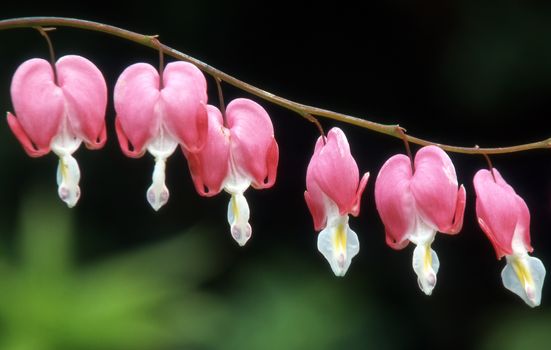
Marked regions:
[2,17,551,155]
[481,150,497,182]
[150,36,164,89]
[396,126,414,172]
[35,26,57,84]
[214,77,226,124]
[301,113,326,144]
[474,145,496,181]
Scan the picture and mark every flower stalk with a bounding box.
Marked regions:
[1,16,551,155]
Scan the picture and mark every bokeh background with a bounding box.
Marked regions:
[2,1,551,349]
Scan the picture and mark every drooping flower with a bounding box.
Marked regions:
[184,98,279,246]
[114,61,208,210]
[473,168,545,307]
[374,145,466,295]
[304,127,369,276]
[7,55,107,207]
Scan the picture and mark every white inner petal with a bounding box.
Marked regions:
[502,254,546,307]
[147,158,170,211]
[56,154,81,208]
[147,127,178,160]
[50,120,82,157]
[221,149,255,246]
[223,153,252,194]
[412,243,440,295]
[510,222,530,256]
[408,216,437,247]
[227,192,252,246]
[50,120,82,208]
[408,217,439,295]
[145,127,178,211]
[317,215,359,277]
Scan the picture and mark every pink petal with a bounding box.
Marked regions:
[258,138,279,189]
[184,105,231,196]
[308,127,360,216]
[226,98,279,188]
[304,188,328,231]
[374,154,415,250]
[473,168,521,259]
[84,123,107,150]
[114,117,145,158]
[6,112,50,157]
[305,136,329,231]
[350,171,370,217]
[446,185,466,234]
[114,63,161,156]
[9,58,64,153]
[515,192,533,253]
[161,62,208,153]
[56,55,107,149]
[411,146,463,232]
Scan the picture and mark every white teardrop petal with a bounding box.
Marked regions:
[502,254,546,307]
[144,129,178,211]
[147,158,170,211]
[317,217,359,277]
[227,193,252,246]
[56,154,81,208]
[412,244,440,295]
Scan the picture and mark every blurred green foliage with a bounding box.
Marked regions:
[211,255,395,350]
[0,188,227,350]
[479,309,551,350]
[0,188,401,350]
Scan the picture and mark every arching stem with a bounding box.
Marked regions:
[2,17,551,155]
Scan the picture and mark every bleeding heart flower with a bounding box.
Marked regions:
[114,61,208,210]
[7,55,107,207]
[304,127,369,276]
[184,98,279,246]
[374,145,466,295]
[474,168,545,307]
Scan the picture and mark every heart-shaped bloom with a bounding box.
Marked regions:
[114,61,208,210]
[474,168,545,307]
[184,98,279,246]
[304,127,369,276]
[374,145,466,295]
[7,55,107,207]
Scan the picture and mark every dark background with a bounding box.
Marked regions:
[1,1,551,349]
